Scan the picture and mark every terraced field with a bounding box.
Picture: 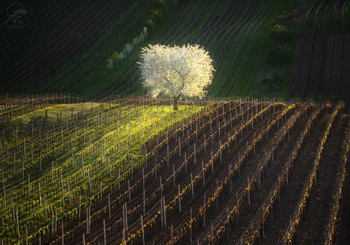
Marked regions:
[0,95,202,244]
[43,99,349,244]
[2,95,349,244]
[1,1,350,243]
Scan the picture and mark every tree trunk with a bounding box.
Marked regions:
[173,95,180,110]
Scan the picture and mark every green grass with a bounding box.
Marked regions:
[36,0,190,98]
[34,0,153,96]
[6,0,343,102]
[207,0,297,98]
[12,103,101,124]
[228,0,310,98]
[16,0,310,99]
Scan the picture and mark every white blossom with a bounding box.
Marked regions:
[138,44,215,108]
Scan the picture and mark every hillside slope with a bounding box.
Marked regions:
[289,0,350,98]
[0,0,153,94]
[98,0,301,98]
[1,0,305,98]
[1,0,348,100]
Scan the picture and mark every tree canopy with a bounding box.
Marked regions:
[138,44,215,109]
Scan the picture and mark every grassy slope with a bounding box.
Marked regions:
[287,0,350,99]
[38,0,152,97]
[3,0,328,99]
[219,0,296,98]
[36,1,188,98]
[12,103,101,124]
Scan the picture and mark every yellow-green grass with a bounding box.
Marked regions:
[12,103,101,124]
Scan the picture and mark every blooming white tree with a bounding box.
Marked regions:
[139,44,215,110]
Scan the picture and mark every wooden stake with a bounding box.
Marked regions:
[87,168,91,192]
[167,144,169,167]
[118,168,120,189]
[67,181,71,204]
[10,198,15,222]
[86,207,89,234]
[143,189,146,215]
[163,197,167,228]
[160,198,164,229]
[216,178,219,208]
[220,140,222,162]
[44,195,47,218]
[51,162,54,181]
[51,210,54,235]
[16,210,20,237]
[61,223,64,245]
[124,203,128,231]
[187,129,190,146]
[128,180,131,202]
[170,225,173,241]
[55,208,58,232]
[25,225,28,245]
[38,183,42,206]
[28,174,30,195]
[202,161,205,186]
[247,177,251,206]
[100,181,103,200]
[189,208,193,242]
[108,193,111,218]
[178,184,181,212]
[78,195,81,218]
[60,170,64,194]
[194,143,196,165]
[262,207,265,238]
[173,164,176,187]
[203,193,206,228]
[191,173,194,199]
[142,168,145,192]
[2,172,6,207]
[108,157,111,177]
[103,219,106,245]
[159,177,163,197]
[141,215,145,245]
[131,158,133,177]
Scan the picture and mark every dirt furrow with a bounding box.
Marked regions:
[260,111,331,244]
[295,114,349,244]
[224,107,311,243]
